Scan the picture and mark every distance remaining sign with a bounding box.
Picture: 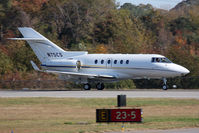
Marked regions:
[96,109,142,122]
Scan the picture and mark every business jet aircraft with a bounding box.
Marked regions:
[9,27,190,90]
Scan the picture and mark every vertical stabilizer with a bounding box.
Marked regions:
[17,27,65,63]
[9,27,88,64]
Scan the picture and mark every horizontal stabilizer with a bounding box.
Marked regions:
[8,38,46,41]
[30,60,41,71]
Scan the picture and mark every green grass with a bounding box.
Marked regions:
[1,98,198,106]
[0,98,199,133]
[127,98,199,106]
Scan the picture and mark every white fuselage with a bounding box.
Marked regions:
[41,53,190,82]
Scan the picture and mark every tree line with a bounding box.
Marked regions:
[0,0,199,89]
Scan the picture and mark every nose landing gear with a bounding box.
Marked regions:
[162,78,167,90]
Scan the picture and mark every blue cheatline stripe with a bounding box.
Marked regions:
[81,66,103,68]
[41,64,76,68]
[40,64,177,73]
[41,64,103,69]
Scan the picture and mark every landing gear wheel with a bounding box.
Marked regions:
[96,83,105,90]
[83,83,91,90]
[162,78,168,90]
[163,85,167,90]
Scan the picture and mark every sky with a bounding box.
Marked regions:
[116,0,183,10]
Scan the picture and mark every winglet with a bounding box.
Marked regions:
[30,60,41,71]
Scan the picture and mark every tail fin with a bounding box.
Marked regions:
[10,27,65,63]
[9,27,88,63]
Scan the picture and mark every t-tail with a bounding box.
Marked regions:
[9,27,87,64]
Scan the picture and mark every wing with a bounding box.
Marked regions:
[45,70,116,79]
[30,61,116,79]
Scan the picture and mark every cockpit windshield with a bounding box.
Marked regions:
[151,57,172,63]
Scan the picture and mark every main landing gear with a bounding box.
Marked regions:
[162,78,167,90]
[96,83,105,90]
[83,83,91,90]
[83,83,105,90]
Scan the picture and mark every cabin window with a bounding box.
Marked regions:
[151,57,172,63]
[107,60,111,64]
[161,58,166,62]
[152,58,155,62]
[126,60,129,64]
[94,60,98,64]
[114,60,117,64]
[120,60,123,64]
[101,60,104,64]
[156,58,160,62]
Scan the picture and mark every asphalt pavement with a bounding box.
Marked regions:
[106,128,199,133]
[0,89,199,98]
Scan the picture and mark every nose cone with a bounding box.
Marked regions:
[173,64,190,76]
[180,66,190,76]
[167,64,190,77]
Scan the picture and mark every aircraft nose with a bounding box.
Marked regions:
[179,66,190,76]
[166,64,190,77]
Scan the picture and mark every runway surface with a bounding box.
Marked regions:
[107,128,199,133]
[0,89,199,98]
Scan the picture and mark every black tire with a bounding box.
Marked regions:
[83,83,91,90]
[162,85,168,90]
[96,83,105,90]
